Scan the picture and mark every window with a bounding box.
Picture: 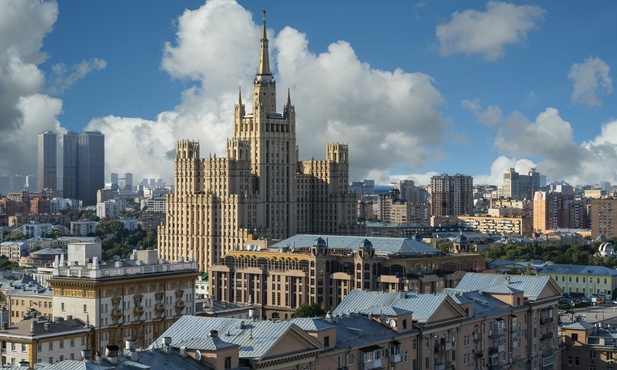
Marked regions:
[572,333,579,341]
[349,353,354,365]
[324,336,330,347]
[568,356,572,366]
[83,304,87,312]
[575,357,580,366]
[225,356,231,369]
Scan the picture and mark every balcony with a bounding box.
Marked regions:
[540,332,554,341]
[391,354,401,363]
[490,327,505,338]
[359,358,382,370]
[540,317,554,325]
[474,352,483,359]
[474,332,481,341]
[434,364,445,370]
[489,347,498,355]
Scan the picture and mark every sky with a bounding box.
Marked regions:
[1,0,617,187]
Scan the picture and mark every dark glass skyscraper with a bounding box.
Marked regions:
[63,131,105,206]
[38,130,57,191]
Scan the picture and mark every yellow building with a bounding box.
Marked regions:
[158,13,357,273]
[537,264,617,299]
[48,243,198,355]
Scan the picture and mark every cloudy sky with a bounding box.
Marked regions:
[1,0,617,187]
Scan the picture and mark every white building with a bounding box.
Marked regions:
[96,200,123,219]
[118,218,138,231]
[22,223,53,238]
[49,243,198,352]
[70,221,97,236]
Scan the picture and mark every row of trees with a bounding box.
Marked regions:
[482,239,617,268]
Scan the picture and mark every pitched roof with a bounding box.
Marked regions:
[539,263,617,276]
[454,273,556,301]
[562,321,595,330]
[332,290,464,324]
[149,316,320,361]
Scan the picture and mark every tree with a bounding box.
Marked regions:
[292,302,327,318]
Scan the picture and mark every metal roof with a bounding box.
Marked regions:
[176,337,239,351]
[290,317,335,331]
[562,322,595,330]
[454,273,553,301]
[538,264,617,276]
[149,315,319,361]
[270,234,439,255]
[332,290,457,324]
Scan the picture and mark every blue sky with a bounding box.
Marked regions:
[1,0,617,186]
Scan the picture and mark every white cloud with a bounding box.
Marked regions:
[0,0,60,175]
[568,56,612,107]
[48,58,107,95]
[462,98,503,128]
[473,156,537,185]
[86,1,450,183]
[436,1,544,61]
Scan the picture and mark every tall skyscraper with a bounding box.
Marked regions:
[499,168,541,200]
[38,131,57,191]
[63,131,105,206]
[125,172,133,190]
[430,173,474,217]
[158,12,357,272]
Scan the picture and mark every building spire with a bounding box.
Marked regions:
[238,87,243,105]
[286,88,291,106]
[257,9,271,78]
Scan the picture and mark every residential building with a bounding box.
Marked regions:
[0,276,53,324]
[334,272,563,370]
[70,221,97,236]
[534,191,588,233]
[499,168,541,200]
[430,173,474,217]
[22,223,53,238]
[118,218,138,231]
[48,242,199,353]
[19,247,65,268]
[37,131,57,192]
[63,131,105,206]
[0,242,30,262]
[158,14,357,272]
[458,215,533,235]
[209,235,486,319]
[537,263,617,299]
[562,321,617,370]
[96,200,122,219]
[591,198,617,238]
[0,316,91,367]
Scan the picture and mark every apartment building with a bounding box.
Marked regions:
[0,316,91,367]
[209,235,486,319]
[430,173,474,217]
[591,198,617,238]
[562,321,617,370]
[534,191,588,233]
[48,243,199,354]
[334,272,562,370]
[458,215,533,235]
[70,221,97,236]
[159,13,356,272]
[537,264,617,299]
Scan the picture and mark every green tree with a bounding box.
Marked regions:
[292,302,327,318]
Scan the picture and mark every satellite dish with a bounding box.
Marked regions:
[195,350,201,361]
[390,319,396,328]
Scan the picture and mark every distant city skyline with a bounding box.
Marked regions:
[1,1,617,186]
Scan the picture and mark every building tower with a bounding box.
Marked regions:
[158,11,357,272]
[38,131,57,192]
[63,131,105,206]
[430,173,473,217]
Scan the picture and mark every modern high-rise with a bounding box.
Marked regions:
[499,168,541,200]
[38,130,57,191]
[533,191,588,233]
[158,13,357,272]
[63,131,105,206]
[430,173,473,217]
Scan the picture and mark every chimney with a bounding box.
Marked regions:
[209,330,218,338]
[106,344,120,364]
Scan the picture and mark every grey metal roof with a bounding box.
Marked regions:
[290,317,336,332]
[538,263,617,276]
[270,234,439,255]
[149,315,319,361]
[454,273,554,301]
[332,290,458,324]
[176,337,239,351]
[32,248,64,255]
[36,360,113,370]
[562,321,595,330]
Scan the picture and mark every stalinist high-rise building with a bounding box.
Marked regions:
[158,12,357,272]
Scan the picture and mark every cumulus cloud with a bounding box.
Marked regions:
[461,98,503,128]
[48,58,107,95]
[474,156,537,185]
[568,56,612,107]
[87,0,450,182]
[436,1,544,61]
[0,0,60,175]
